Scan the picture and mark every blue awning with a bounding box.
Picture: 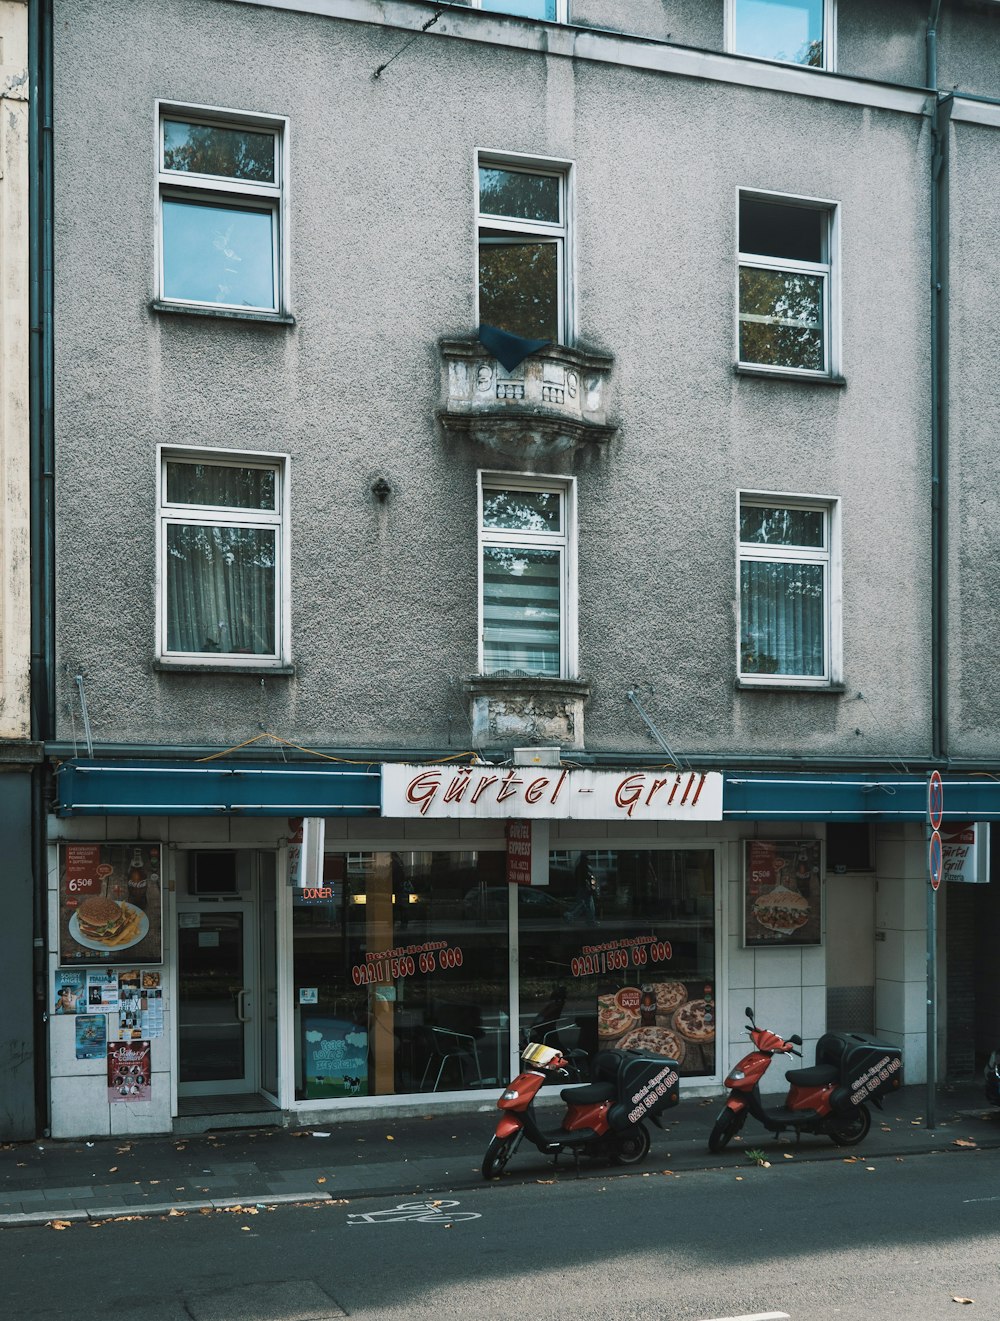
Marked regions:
[56,759,381,817]
[723,771,1000,821]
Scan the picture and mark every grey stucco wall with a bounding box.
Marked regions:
[570,0,723,49]
[53,0,934,759]
[944,118,1000,760]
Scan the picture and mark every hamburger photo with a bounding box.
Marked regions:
[752,885,811,934]
[76,896,131,944]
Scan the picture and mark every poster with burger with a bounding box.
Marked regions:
[743,840,822,948]
[58,843,162,965]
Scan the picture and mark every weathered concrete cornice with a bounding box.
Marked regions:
[439,338,616,458]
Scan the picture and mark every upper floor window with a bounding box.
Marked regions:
[157,448,290,667]
[479,474,576,679]
[466,1,566,19]
[738,192,837,377]
[738,495,841,686]
[157,104,288,315]
[728,0,833,70]
[477,155,572,345]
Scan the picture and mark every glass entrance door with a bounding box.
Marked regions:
[178,905,257,1095]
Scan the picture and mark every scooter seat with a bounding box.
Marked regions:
[560,1082,616,1105]
[785,1063,838,1088]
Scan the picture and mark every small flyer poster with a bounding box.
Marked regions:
[86,968,119,1012]
[107,1039,151,1102]
[117,969,141,1039]
[53,969,85,1016]
[141,970,164,1039]
[75,1014,106,1060]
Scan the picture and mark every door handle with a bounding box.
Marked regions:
[236,989,251,1023]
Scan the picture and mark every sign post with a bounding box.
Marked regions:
[926,771,943,1129]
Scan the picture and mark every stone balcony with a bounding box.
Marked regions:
[466,675,590,751]
[438,338,616,459]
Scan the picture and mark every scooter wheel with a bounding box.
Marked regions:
[708,1108,745,1154]
[610,1122,651,1166]
[482,1133,518,1180]
[828,1104,871,1147]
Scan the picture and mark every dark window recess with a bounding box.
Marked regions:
[740,196,824,262]
[189,850,242,896]
[826,823,873,873]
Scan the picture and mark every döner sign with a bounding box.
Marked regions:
[381,765,723,821]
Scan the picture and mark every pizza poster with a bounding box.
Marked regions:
[107,1039,151,1102]
[743,839,822,948]
[58,842,163,966]
[597,980,715,1076]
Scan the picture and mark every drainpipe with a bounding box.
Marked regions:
[927,0,947,764]
[28,0,54,1137]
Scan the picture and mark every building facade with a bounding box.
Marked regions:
[28,0,1000,1137]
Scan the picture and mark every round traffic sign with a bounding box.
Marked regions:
[928,770,943,830]
[929,829,943,891]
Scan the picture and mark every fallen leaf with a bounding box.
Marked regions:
[952,1298,974,1305]
[843,1157,858,1163]
[954,1139,978,1149]
[866,1166,876,1171]
[149,1180,160,1185]
[783,1153,794,1159]
[735,1176,743,1181]
[49,1221,72,1231]
[386,1135,394,1142]
[241,1226,251,1232]
[108,1167,118,1173]
[316,1177,327,1184]
[536,1179,555,1185]
[167,1209,185,1217]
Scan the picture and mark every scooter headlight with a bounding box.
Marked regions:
[501,1089,519,1101]
[729,1069,746,1081]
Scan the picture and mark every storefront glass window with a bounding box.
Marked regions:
[518,850,717,1077]
[293,851,509,1100]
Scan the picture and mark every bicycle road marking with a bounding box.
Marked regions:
[346,1199,482,1226]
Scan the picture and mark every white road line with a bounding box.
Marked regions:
[698,1313,790,1321]
[963,1195,1000,1203]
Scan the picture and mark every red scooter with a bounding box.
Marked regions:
[483,1041,680,1179]
[709,1006,903,1154]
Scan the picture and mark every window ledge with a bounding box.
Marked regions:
[153,659,296,676]
[734,364,846,387]
[736,678,846,694]
[150,300,296,327]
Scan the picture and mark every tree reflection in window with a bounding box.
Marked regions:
[163,121,275,184]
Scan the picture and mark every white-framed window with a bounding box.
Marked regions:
[726,0,835,70]
[467,1,567,20]
[156,102,289,315]
[157,447,290,667]
[738,493,841,686]
[737,191,838,377]
[477,153,572,345]
[478,473,577,679]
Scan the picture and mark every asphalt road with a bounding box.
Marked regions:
[3,1147,998,1321]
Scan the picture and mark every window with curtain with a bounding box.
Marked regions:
[739,498,835,682]
[479,477,573,678]
[159,452,286,665]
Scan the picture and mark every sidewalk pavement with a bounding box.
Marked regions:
[2,1080,997,1227]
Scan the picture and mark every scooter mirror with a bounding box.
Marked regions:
[790,1034,802,1045]
[745,1006,754,1020]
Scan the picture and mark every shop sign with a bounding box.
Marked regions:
[506,821,532,885]
[381,765,723,821]
[942,822,989,884]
